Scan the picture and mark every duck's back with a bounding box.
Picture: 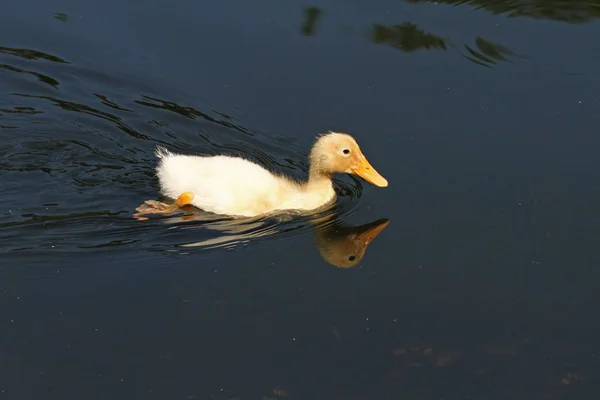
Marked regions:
[156,148,295,216]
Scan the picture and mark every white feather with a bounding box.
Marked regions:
[155,147,335,217]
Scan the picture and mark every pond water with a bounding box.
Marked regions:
[2,0,600,398]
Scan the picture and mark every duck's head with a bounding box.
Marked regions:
[310,132,388,187]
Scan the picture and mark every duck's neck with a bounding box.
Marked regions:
[307,164,334,192]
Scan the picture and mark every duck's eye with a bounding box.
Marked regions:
[342,149,350,155]
[348,255,356,261]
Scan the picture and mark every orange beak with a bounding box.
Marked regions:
[350,153,388,187]
[355,219,390,245]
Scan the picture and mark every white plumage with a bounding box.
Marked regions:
[135,132,388,218]
[155,147,333,217]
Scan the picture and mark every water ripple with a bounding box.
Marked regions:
[0,46,372,259]
[0,45,69,63]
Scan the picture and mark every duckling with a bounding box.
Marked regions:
[135,131,387,218]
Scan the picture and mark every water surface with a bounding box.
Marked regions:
[2,0,600,398]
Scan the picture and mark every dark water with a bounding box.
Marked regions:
[2,0,600,398]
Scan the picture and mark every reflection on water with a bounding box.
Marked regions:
[0,45,68,63]
[295,0,600,68]
[314,217,389,268]
[0,64,60,88]
[54,12,69,23]
[379,337,589,399]
[301,7,520,68]
[153,206,389,268]
[406,0,600,23]
[300,7,323,36]
[372,23,447,52]
[463,37,524,67]
[371,24,523,67]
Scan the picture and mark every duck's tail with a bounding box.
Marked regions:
[155,146,173,159]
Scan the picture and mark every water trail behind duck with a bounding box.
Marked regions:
[0,45,366,258]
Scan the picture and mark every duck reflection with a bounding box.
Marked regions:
[154,208,389,268]
[313,217,389,268]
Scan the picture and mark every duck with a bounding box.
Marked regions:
[135,131,388,218]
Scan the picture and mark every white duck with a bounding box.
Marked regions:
[135,131,388,218]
